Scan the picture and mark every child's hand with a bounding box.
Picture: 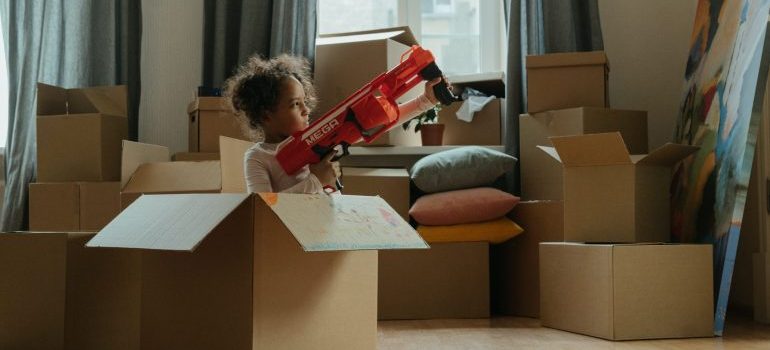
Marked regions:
[309,152,341,187]
[424,76,450,105]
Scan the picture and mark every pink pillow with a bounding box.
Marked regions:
[409,187,520,226]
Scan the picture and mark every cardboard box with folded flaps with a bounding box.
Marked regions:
[440,72,505,146]
[36,83,128,182]
[538,132,698,243]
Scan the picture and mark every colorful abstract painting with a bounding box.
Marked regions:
[671,0,770,335]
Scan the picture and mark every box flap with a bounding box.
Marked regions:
[548,132,632,167]
[36,83,67,115]
[448,72,506,97]
[526,51,608,69]
[122,161,221,194]
[317,26,418,46]
[219,136,255,193]
[258,193,428,252]
[86,193,250,251]
[121,141,171,189]
[67,85,128,117]
[634,143,699,166]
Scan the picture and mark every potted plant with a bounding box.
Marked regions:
[402,105,445,146]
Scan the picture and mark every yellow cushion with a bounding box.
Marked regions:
[417,217,524,244]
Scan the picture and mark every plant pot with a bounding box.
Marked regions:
[420,123,445,146]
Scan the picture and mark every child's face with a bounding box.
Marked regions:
[263,76,310,140]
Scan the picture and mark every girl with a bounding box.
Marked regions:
[225,54,442,194]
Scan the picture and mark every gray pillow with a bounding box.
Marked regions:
[410,146,517,193]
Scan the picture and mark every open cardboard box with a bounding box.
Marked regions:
[120,140,221,208]
[539,132,698,243]
[84,136,428,349]
[440,72,505,146]
[36,83,128,182]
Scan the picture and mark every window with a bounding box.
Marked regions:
[318,0,505,76]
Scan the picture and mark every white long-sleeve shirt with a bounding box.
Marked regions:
[244,95,435,194]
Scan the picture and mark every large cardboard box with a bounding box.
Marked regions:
[29,182,121,232]
[440,72,505,146]
[315,26,423,146]
[539,132,698,243]
[539,242,713,340]
[379,242,489,320]
[520,107,648,200]
[36,83,128,182]
[87,192,428,349]
[120,141,221,208]
[341,167,410,221]
[188,97,251,152]
[0,232,140,350]
[492,201,563,318]
[526,51,609,113]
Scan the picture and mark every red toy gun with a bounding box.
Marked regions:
[275,45,461,191]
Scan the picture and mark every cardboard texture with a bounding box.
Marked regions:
[315,26,422,146]
[526,51,609,113]
[219,136,255,193]
[87,192,427,349]
[187,96,251,152]
[29,182,121,232]
[0,232,140,350]
[172,152,220,161]
[379,242,489,320]
[539,132,698,243]
[519,107,648,200]
[440,72,505,146]
[36,83,128,182]
[539,242,714,340]
[491,201,564,318]
[341,167,410,221]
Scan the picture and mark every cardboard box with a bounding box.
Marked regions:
[341,167,410,221]
[172,152,220,161]
[491,201,563,318]
[29,182,121,232]
[188,97,251,152]
[440,72,505,146]
[0,232,140,350]
[539,242,713,340]
[520,107,648,200]
[526,51,609,113]
[36,83,128,182]
[87,192,428,349]
[539,132,698,243]
[379,242,489,320]
[315,26,423,146]
[120,141,221,208]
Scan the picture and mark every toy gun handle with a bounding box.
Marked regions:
[318,142,351,194]
[419,62,462,105]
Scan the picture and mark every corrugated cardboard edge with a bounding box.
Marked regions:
[635,143,699,166]
[317,25,418,46]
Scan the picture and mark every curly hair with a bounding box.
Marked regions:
[223,54,317,139]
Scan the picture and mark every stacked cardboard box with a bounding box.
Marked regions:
[492,52,714,340]
[29,83,127,231]
[186,95,250,157]
[439,73,505,146]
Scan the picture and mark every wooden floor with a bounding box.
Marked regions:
[378,316,770,349]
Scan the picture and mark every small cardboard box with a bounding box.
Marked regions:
[188,96,251,152]
[491,201,563,318]
[440,72,505,146]
[539,132,698,243]
[341,167,410,221]
[120,140,221,208]
[29,182,121,232]
[526,51,609,113]
[520,107,648,200]
[172,152,220,161]
[0,232,140,350]
[539,242,714,340]
[87,192,428,349]
[379,242,489,320]
[36,83,128,182]
[315,26,423,146]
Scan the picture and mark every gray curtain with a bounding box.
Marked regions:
[503,0,603,195]
[202,0,318,88]
[0,0,141,231]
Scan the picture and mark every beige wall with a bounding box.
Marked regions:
[139,0,203,153]
[598,0,697,149]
